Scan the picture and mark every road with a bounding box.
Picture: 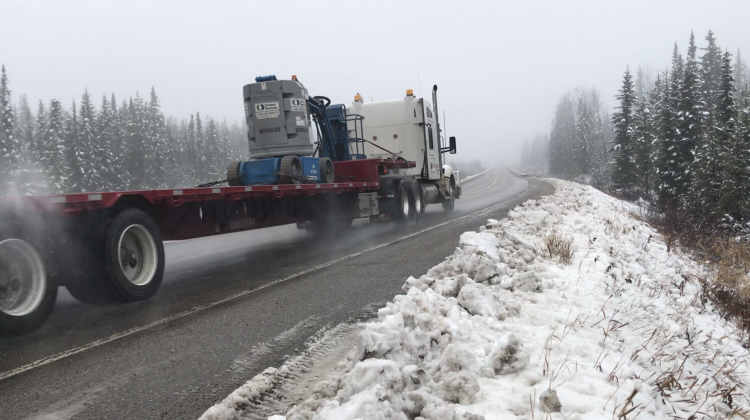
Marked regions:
[0,168,552,420]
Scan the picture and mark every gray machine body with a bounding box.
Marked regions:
[243,79,314,159]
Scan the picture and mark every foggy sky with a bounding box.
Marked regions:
[2,0,748,166]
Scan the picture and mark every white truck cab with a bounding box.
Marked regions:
[346,86,460,215]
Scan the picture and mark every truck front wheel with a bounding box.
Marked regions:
[442,177,456,211]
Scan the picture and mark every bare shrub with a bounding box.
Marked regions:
[541,231,575,264]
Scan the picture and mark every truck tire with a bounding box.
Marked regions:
[442,177,456,211]
[280,155,303,184]
[394,180,411,221]
[0,237,57,335]
[407,180,425,218]
[104,209,165,301]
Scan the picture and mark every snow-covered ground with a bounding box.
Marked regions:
[202,179,750,420]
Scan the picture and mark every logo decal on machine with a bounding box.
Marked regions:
[290,98,306,112]
[255,102,280,119]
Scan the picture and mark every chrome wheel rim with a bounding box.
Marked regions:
[118,225,158,286]
[415,191,422,213]
[0,239,46,317]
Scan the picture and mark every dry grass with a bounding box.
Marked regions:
[541,230,576,264]
[635,205,750,335]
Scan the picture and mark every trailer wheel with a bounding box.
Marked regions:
[280,155,303,184]
[394,180,411,221]
[0,238,57,335]
[105,209,165,301]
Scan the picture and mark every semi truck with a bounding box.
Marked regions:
[0,76,460,334]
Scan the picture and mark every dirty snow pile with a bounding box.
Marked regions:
[208,179,750,420]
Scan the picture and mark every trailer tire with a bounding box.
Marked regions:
[0,237,57,336]
[393,180,411,222]
[105,209,165,301]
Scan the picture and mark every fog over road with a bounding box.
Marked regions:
[0,168,551,419]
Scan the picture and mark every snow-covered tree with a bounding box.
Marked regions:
[125,95,147,190]
[97,94,119,191]
[610,68,637,197]
[64,100,84,192]
[715,52,741,218]
[78,90,99,191]
[0,65,20,195]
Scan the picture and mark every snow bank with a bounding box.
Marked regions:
[213,179,750,419]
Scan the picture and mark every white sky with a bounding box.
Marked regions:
[1,0,748,166]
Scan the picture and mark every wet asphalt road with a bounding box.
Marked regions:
[0,169,552,419]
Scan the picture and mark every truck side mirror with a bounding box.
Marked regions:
[449,136,457,154]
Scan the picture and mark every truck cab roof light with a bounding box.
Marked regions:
[406,89,414,96]
[354,93,363,102]
[254,75,277,82]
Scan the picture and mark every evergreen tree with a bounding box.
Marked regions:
[97,94,119,191]
[185,114,197,185]
[731,89,750,218]
[734,49,746,96]
[65,100,84,192]
[700,30,723,111]
[715,52,740,217]
[632,98,654,199]
[14,95,46,195]
[146,88,172,189]
[573,89,594,175]
[0,65,19,195]
[125,95,147,189]
[43,99,67,192]
[35,100,47,163]
[195,112,205,182]
[610,68,637,196]
[654,51,685,209]
[14,95,35,160]
[78,89,99,191]
[677,32,702,204]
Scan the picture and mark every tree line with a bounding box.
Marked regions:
[610,30,750,223]
[0,66,248,196]
[532,30,750,225]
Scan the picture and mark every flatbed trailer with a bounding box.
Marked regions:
[0,158,414,334]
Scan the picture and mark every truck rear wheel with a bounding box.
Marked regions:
[0,238,57,335]
[394,180,411,222]
[407,180,425,219]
